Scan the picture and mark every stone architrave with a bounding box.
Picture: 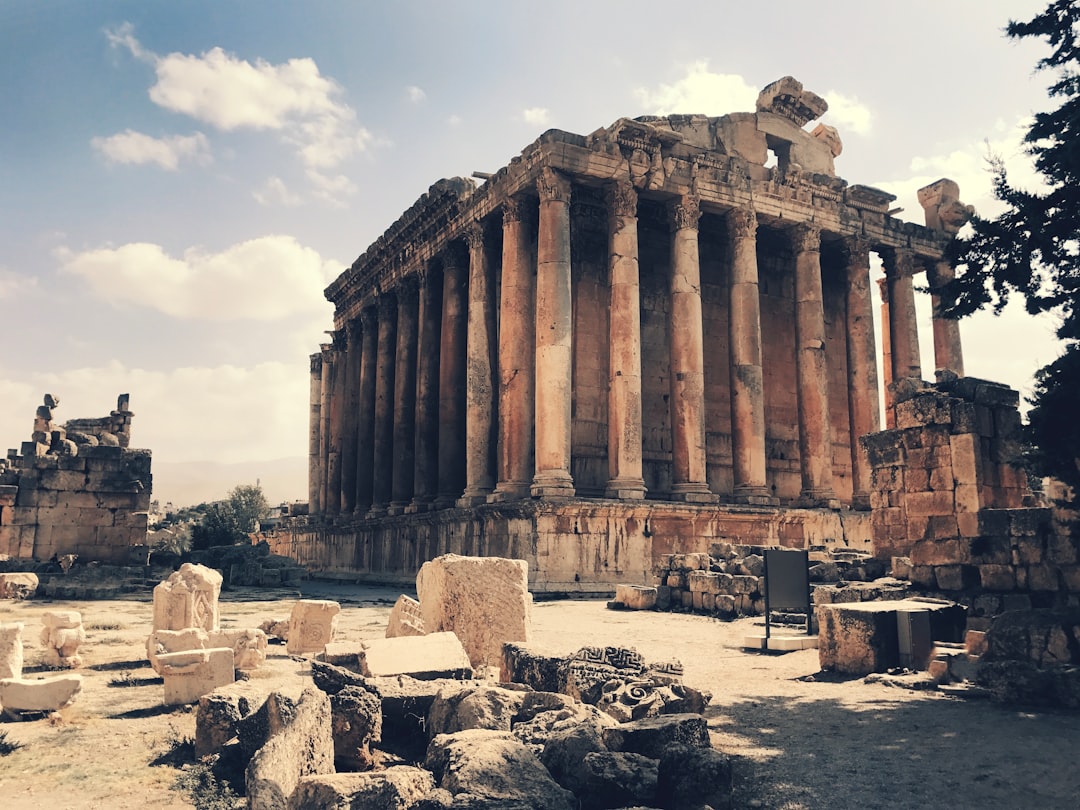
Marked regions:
[159,647,235,706]
[415,554,531,669]
[152,563,222,633]
[287,600,341,655]
[40,610,85,669]
[386,594,426,638]
[0,622,24,679]
[0,673,82,718]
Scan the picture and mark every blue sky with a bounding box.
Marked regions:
[0,1,1062,503]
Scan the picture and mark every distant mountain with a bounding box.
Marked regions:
[151,456,307,508]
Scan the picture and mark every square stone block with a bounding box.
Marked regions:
[358,631,472,680]
[159,647,235,706]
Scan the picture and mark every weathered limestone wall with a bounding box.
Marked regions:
[862,377,1079,625]
[270,502,869,593]
[0,395,151,564]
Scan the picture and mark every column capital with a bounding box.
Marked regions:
[441,241,468,276]
[310,352,323,375]
[789,222,821,254]
[465,220,486,251]
[359,303,378,328]
[329,329,346,351]
[537,167,571,204]
[726,206,757,240]
[668,194,701,231]
[396,274,419,304]
[842,234,871,263]
[880,246,916,279]
[376,290,397,318]
[502,196,526,224]
[606,180,638,219]
[345,317,362,342]
[877,276,890,304]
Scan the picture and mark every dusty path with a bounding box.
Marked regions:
[0,582,1077,809]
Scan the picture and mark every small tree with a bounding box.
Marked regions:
[942,0,1080,491]
[190,484,270,550]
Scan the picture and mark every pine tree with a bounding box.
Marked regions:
[943,0,1080,491]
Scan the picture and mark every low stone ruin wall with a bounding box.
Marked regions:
[270,500,871,594]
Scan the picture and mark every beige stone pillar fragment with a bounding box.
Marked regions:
[928,261,965,378]
[531,167,575,498]
[307,353,323,514]
[882,247,922,382]
[410,268,442,512]
[459,222,498,506]
[339,319,362,514]
[843,236,881,509]
[389,278,419,515]
[605,180,646,500]
[435,248,468,508]
[354,305,378,513]
[727,207,771,504]
[667,195,716,503]
[491,198,535,502]
[368,293,397,516]
[791,223,837,506]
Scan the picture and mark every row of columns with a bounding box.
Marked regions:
[309,168,964,516]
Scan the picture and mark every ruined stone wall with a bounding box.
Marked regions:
[862,377,1079,625]
[0,395,151,564]
[270,502,870,593]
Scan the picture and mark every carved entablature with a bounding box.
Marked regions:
[756,76,828,127]
[917,178,975,235]
[844,184,896,214]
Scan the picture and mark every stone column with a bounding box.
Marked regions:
[882,247,922,382]
[459,222,498,506]
[843,237,881,509]
[604,180,647,500]
[354,305,378,513]
[318,343,333,514]
[928,260,965,377]
[531,167,575,498]
[791,224,837,506]
[339,319,362,514]
[727,206,770,504]
[667,194,715,503]
[491,198,535,502]
[307,352,323,514]
[325,332,346,516]
[368,293,397,516]
[410,268,442,512]
[435,247,468,508]
[877,277,895,429]
[389,278,419,515]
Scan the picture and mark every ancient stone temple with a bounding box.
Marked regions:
[275,77,970,592]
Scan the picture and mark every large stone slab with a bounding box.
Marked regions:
[289,767,435,810]
[246,687,334,810]
[0,673,82,717]
[358,631,473,680]
[416,554,531,669]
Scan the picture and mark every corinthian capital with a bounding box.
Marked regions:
[502,196,525,225]
[726,207,757,240]
[790,223,821,254]
[537,167,571,204]
[606,180,638,219]
[881,247,915,279]
[465,221,485,251]
[668,195,701,231]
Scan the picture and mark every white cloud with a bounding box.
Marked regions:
[635,62,757,116]
[306,169,357,205]
[91,129,211,170]
[522,107,550,126]
[406,85,426,103]
[447,114,463,127]
[253,176,303,207]
[57,235,341,321]
[0,268,37,300]
[821,90,872,136]
[106,24,370,199]
[0,360,310,466]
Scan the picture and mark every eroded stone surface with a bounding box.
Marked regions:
[0,622,24,679]
[287,599,340,655]
[0,673,82,717]
[158,647,234,706]
[0,573,38,600]
[359,631,472,680]
[289,767,434,810]
[152,563,222,633]
[40,609,85,668]
[386,594,425,638]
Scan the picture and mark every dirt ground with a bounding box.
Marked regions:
[0,581,1078,809]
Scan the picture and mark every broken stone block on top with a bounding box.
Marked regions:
[287,599,340,655]
[39,610,85,668]
[358,631,473,680]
